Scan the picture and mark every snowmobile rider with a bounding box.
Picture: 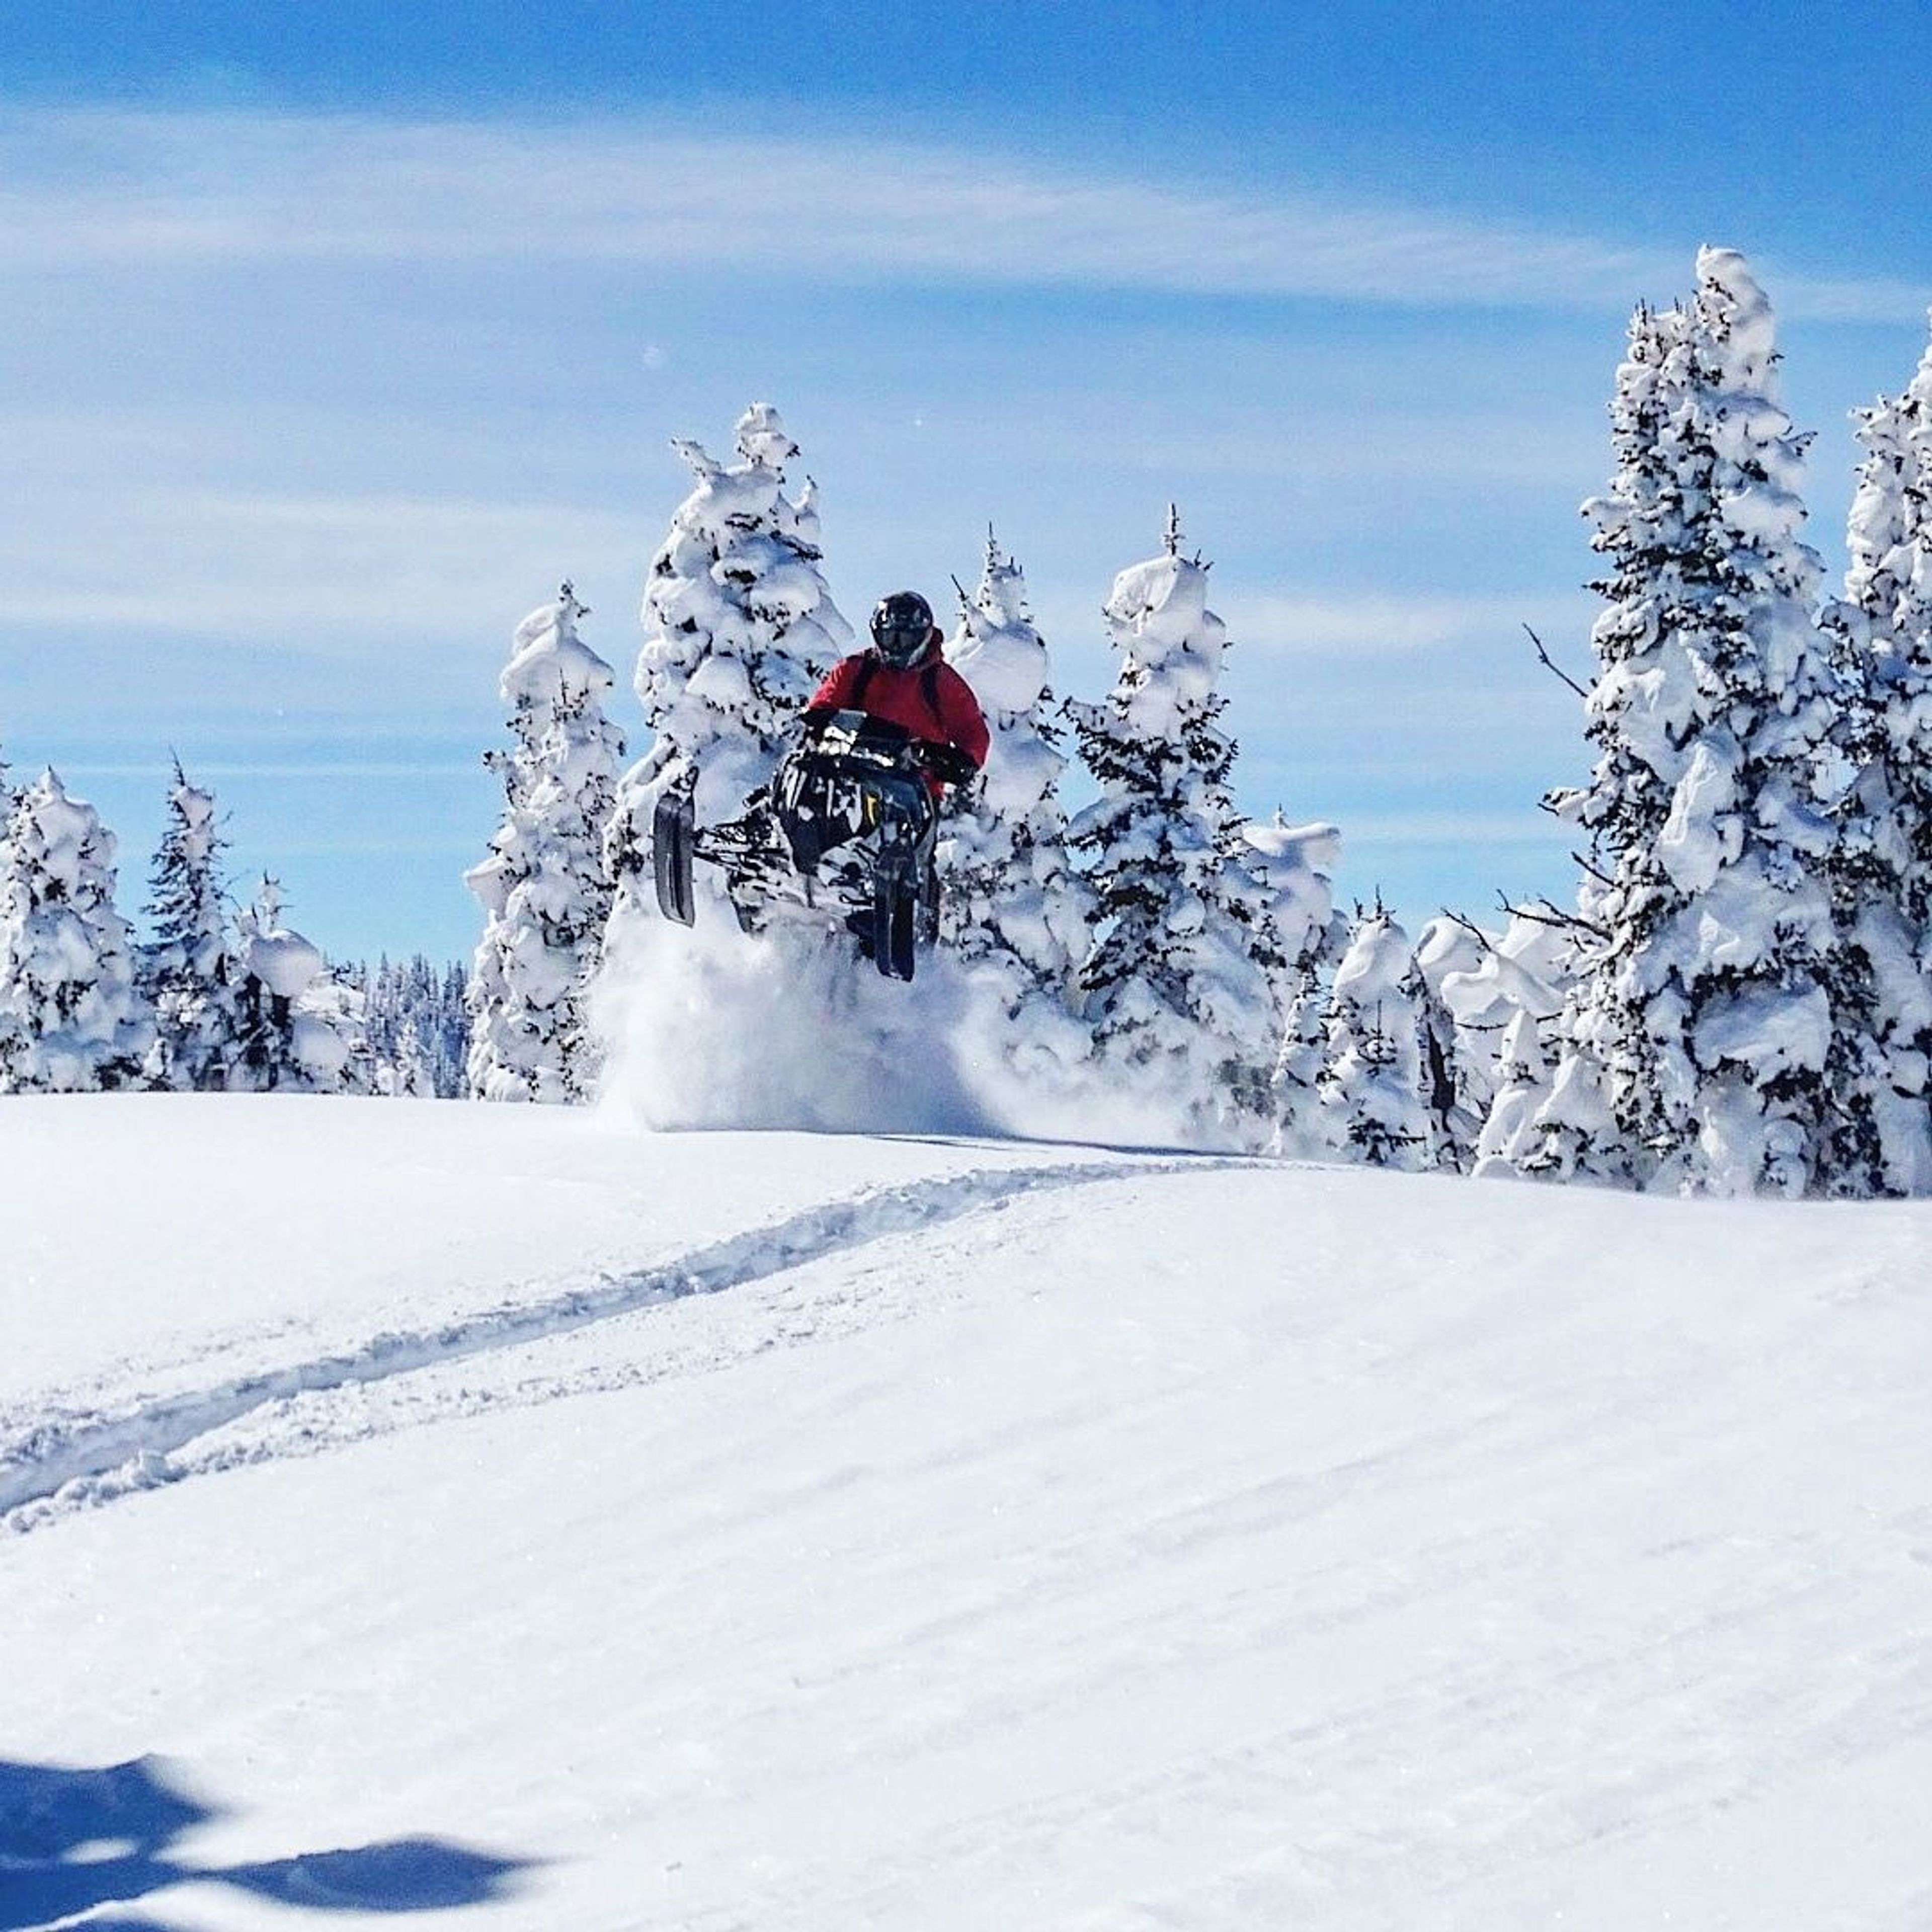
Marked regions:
[802,590,990,792]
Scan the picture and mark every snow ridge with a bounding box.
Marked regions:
[1,1154,1235,1532]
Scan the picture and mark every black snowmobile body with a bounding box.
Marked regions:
[651,710,946,982]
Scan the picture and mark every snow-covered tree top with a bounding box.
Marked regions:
[1106,550,1218,654]
[734,401,799,470]
[1413,915,1488,995]
[8,767,119,891]
[948,533,1050,720]
[1843,310,1932,657]
[238,878,326,1001]
[1434,913,1570,1028]
[1241,817,1341,881]
[1330,911,1414,1006]
[641,409,851,682]
[667,437,775,508]
[164,763,217,842]
[1099,533,1230,740]
[1694,246,1782,394]
[502,585,615,711]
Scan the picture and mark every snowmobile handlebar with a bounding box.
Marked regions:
[909,741,980,787]
[797,711,976,786]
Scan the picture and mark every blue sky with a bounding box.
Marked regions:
[3,4,1929,963]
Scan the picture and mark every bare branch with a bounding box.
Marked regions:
[1496,890,1606,939]
[1570,849,1615,889]
[1440,909,1496,954]
[1525,623,1590,700]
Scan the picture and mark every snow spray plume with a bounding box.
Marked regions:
[591,914,995,1136]
[592,910,1237,1152]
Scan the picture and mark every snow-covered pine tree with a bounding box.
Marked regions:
[0,749,18,1080]
[1474,1011,1555,1178]
[603,404,851,932]
[1431,910,1576,1178]
[1066,511,1281,1144]
[1823,315,1932,1195]
[388,1008,434,1096]
[1241,817,1343,1157]
[1412,917,1497,1171]
[437,959,470,1096]
[231,876,365,1093]
[0,742,16,1071]
[1316,904,1430,1170]
[1270,970,1331,1157]
[1543,250,1849,1196]
[0,769,154,1092]
[939,532,1091,1053]
[362,955,471,1097]
[466,585,626,1104]
[357,955,397,1083]
[139,758,244,1091]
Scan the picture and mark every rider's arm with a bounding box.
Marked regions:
[804,657,862,725]
[935,667,991,772]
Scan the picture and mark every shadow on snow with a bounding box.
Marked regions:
[0,1755,533,1928]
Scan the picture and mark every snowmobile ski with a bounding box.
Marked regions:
[652,792,697,927]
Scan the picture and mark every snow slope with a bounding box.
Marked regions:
[3,1097,1929,1930]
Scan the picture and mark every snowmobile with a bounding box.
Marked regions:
[650,709,974,983]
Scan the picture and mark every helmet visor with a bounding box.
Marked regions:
[871,617,931,667]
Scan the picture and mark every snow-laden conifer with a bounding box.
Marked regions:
[1066,513,1281,1143]
[1240,819,1340,1000]
[1270,975,1330,1157]
[939,533,1091,1069]
[140,759,244,1091]
[604,405,850,927]
[1412,918,1498,1171]
[388,1011,435,1096]
[1316,906,1429,1169]
[0,745,16,1080]
[0,769,154,1092]
[1428,911,1576,1177]
[231,877,365,1093]
[1823,316,1932,1194]
[1545,251,1848,1196]
[364,955,469,1098]
[1242,818,1343,1156]
[1473,1011,1555,1178]
[467,585,625,1103]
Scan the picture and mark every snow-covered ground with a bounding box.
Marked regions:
[4,1096,1929,1930]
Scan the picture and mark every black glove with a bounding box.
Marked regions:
[915,742,980,786]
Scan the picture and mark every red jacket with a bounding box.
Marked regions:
[806,649,991,778]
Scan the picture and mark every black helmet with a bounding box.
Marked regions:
[870,590,937,669]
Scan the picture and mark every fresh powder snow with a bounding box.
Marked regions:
[4,1094,1929,1930]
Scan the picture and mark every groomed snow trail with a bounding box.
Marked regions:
[1,1153,1231,1533]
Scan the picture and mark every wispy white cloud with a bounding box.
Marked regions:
[0,485,645,643]
[6,108,1916,320]
[0,106,1685,312]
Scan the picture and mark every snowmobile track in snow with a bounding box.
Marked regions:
[2,1156,1233,1533]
